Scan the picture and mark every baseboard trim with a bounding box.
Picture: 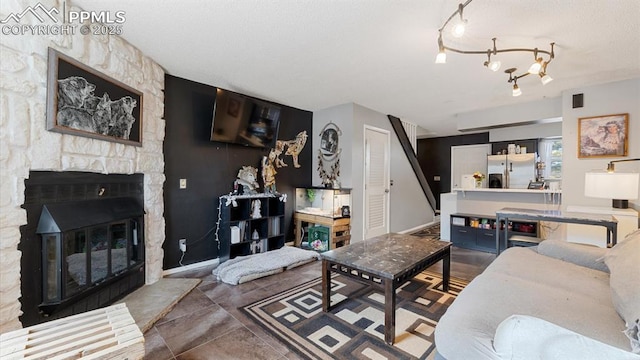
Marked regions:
[162,258,220,276]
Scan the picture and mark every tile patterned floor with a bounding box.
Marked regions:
[144,246,495,359]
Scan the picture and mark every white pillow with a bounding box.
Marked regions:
[494,315,640,359]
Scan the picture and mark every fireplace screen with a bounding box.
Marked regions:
[37,198,144,309]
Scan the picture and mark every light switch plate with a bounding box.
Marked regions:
[179,179,187,189]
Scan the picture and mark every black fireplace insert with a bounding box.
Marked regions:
[20,171,146,326]
[36,197,144,314]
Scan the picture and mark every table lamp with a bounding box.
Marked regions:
[585,158,640,209]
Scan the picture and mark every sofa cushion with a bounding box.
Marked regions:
[494,315,640,360]
[537,239,609,272]
[603,230,640,353]
[435,247,629,359]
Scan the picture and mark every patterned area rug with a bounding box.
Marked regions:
[412,222,441,239]
[242,270,467,359]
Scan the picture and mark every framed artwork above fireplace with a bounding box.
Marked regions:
[46,47,143,146]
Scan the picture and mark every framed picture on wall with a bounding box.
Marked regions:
[578,113,628,158]
[46,47,143,146]
[319,121,341,161]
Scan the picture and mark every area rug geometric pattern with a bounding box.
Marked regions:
[242,270,467,360]
[411,222,441,239]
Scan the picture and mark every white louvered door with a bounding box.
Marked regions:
[364,126,390,239]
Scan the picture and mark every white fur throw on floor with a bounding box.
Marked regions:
[213,246,320,285]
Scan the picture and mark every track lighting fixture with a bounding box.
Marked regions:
[435,0,556,96]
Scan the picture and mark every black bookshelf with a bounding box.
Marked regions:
[218,194,285,262]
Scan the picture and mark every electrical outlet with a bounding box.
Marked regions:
[179,239,187,252]
[179,178,187,189]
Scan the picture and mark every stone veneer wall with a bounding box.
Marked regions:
[0,0,165,332]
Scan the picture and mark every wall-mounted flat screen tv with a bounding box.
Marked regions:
[210,88,281,148]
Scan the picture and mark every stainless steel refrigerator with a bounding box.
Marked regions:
[487,153,536,189]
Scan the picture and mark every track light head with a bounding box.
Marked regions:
[452,21,466,38]
[484,50,501,71]
[528,57,543,74]
[512,83,522,97]
[538,61,553,84]
[435,33,447,64]
[505,68,522,96]
[540,72,553,85]
[484,60,501,71]
[451,4,467,38]
[488,60,501,71]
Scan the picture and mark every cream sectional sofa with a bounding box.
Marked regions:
[435,230,640,359]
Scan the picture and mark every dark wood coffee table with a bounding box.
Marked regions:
[320,233,452,345]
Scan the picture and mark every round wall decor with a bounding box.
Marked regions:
[319,122,341,161]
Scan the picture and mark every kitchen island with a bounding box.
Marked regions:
[440,188,562,242]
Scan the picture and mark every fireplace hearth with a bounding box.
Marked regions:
[20,171,145,326]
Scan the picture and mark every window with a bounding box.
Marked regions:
[538,137,562,179]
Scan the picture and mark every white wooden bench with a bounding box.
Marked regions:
[0,303,144,360]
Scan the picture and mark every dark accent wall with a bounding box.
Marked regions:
[417,132,489,210]
[163,75,312,269]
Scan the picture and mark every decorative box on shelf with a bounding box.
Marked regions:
[294,187,351,251]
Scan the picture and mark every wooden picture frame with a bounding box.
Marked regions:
[46,48,143,146]
[578,113,628,158]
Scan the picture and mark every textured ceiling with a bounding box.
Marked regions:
[73,0,640,137]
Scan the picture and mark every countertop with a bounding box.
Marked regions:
[452,188,562,194]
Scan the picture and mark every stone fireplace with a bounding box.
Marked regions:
[1,0,166,332]
[20,171,147,326]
